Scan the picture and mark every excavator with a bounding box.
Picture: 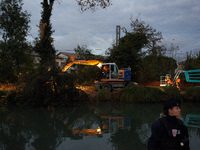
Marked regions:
[62,56,135,91]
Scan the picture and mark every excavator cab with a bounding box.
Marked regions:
[100,63,131,81]
[101,63,119,79]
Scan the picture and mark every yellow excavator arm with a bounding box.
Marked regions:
[62,59,103,72]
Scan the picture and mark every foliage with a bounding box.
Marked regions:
[0,90,7,100]
[74,45,106,61]
[108,33,145,81]
[73,45,106,85]
[76,0,111,11]
[182,87,200,102]
[12,0,59,107]
[34,0,56,74]
[138,55,177,82]
[130,18,164,56]
[7,70,89,107]
[184,51,200,70]
[162,86,181,100]
[167,39,180,60]
[96,88,112,101]
[76,65,101,85]
[74,45,95,60]
[120,85,166,103]
[0,0,32,82]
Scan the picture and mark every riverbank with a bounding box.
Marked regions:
[1,82,200,106]
[79,82,200,103]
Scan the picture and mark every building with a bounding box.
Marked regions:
[56,52,77,68]
[32,52,77,69]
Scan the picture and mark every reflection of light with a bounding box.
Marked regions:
[97,127,101,134]
[72,127,102,136]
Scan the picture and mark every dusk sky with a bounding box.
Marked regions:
[23,0,200,60]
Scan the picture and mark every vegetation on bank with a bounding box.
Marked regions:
[1,83,200,107]
[94,85,198,103]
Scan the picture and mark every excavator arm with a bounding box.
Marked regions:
[62,59,103,72]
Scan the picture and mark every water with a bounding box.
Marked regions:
[0,102,200,150]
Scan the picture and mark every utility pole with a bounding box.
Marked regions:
[116,25,120,46]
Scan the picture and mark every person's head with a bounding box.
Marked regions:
[163,99,181,117]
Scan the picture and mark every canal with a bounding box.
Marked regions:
[0,102,199,150]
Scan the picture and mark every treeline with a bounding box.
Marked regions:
[0,0,200,107]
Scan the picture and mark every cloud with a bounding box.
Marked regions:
[22,0,200,57]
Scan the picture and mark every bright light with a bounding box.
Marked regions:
[97,63,102,68]
[97,127,101,134]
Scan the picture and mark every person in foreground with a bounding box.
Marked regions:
[148,98,190,150]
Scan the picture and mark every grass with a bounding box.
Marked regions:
[120,85,167,103]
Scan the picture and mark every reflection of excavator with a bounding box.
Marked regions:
[184,114,200,128]
[68,115,130,137]
[62,56,135,91]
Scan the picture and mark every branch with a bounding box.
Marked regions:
[76,0,111,11]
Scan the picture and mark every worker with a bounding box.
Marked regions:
[176,76,181,91]
[147,99,190,150]
[165,76,172,86]
[102,65,110,79]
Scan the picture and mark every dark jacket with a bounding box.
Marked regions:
[148,115,189,150]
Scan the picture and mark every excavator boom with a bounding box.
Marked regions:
[62,59,103,72]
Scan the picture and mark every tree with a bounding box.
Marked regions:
[108,32,146,75]
[76,0,111,11]
[138,55,177,82]
[184,51,200,70]
[130,18,164,56]
[74,45,94,60]
[108,19,149,81]
[34,0,112,73]
[0,0,32,82]
[167,39,180,60]
[18,0,112,107]
[107,18,167,81]
[34,0,57,74]
[73,45,105,85]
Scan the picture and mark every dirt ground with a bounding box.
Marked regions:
[138,81,200,90]
[76,85,98,100]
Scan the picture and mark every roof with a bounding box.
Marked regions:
[57,52,77,57]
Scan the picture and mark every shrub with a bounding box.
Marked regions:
[120,85,166,103]
[6,90,20,105]
[0,90,8,104]
[12,69,90,107]
[162,86,181,100]
[182,87,200,102]
[0,90,7,99]
[96,88,112,102]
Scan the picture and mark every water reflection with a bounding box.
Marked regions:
[0,102,200,150]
